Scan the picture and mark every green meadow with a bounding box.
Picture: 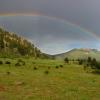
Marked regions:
[0,58,100,100]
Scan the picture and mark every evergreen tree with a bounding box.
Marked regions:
[64,57,69,63]
[0,33,4,49]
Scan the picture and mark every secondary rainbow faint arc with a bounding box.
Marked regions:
[0,13,100,41]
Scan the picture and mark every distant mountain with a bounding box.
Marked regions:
[54,48,100,60]
[0,27,48,58]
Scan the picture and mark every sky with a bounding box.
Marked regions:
[0,0,100,54]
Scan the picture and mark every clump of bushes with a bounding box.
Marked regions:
[76,57,100,74]
[5,61,11,65]
[15,59,25,66]
[0,61,3,65]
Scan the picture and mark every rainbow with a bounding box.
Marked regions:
[0,12,100,41]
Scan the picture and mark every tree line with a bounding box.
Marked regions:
[64,56,100,73]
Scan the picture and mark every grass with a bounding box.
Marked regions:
[0,58,100,100]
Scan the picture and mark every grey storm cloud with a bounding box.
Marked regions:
[0,16,99,54]
[0,0,100,54]
[0,0,100,34]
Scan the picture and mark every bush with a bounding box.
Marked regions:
[59,65,63,68]
[33,67,38,70]
[18,59,25,65]
[6,71,10,75]
[44,70,49,74]
[15,63,21,66]
[15,59,25,66]
[78,60,83,65]
[64,57,69,63]
[5,61,11,64]
[56,66,59,69]
[0,61,3,65]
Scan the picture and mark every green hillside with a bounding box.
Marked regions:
[54,48,100,60]
[0,27,47,58]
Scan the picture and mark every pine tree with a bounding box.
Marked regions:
[64,57,69,63]
[0,33,4,49]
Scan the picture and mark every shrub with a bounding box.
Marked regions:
[44,70,49,74]
[64,57,69,63]
[15,63,21,66]
[59,65,63,68]
[78,60,83,65]
[56,66,59,69]
[33,67,38,70]
[18,59,25,65]
[6,71,10,75]
[15,59,25,66]
[0,61,3,65]
[5,61,11,64]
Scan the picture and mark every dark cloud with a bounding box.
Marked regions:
[0,0,100,35]
[0,16,99,54]
[0,0,100,54]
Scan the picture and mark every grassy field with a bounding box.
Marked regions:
[0,58,100,100]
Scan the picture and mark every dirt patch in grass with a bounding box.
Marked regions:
[0,85,6,92]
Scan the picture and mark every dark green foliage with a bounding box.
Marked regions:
[87,57,92,63]
[0,27,48,58]
[72,59,75,62]
[56,66,59,69]
[64,57,69,63]
[18,59,25,65]
[15,63,21,66]
[78,57,100,73]
[33,67,38,70]
[91,58,97,66]
[78,59,83,65]
[18,45,29,56]
[0,33,4,49]
[86,64,89,67]
[59,65,63,68]
[15,59,25,66]
[94,62,100,70]
[5,61,11,65]
[44,70,49,74]
[0,61,3,64]
[6,71,10,75]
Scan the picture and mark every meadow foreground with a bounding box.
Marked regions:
[0,58,100,100]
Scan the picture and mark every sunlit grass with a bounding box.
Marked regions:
[0,58,100,100]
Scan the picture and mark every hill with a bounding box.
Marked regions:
[0,27,48,58]
[54,48,100,60]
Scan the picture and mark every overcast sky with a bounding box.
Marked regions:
[0,0,100,54]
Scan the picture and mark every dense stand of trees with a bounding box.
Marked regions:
[64,56,100,73]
